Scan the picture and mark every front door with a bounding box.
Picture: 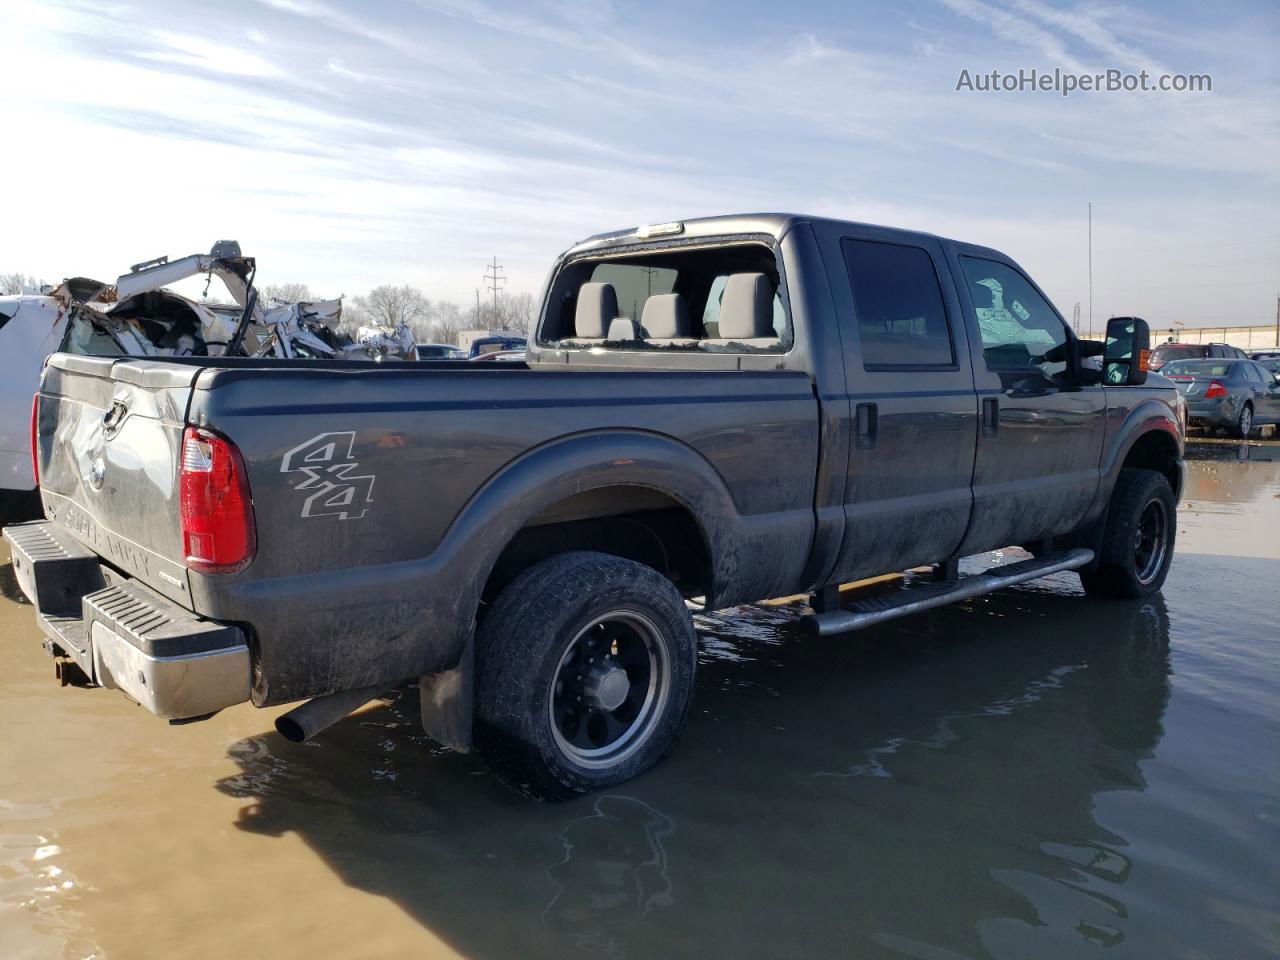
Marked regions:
[816,224,979,584]
[949,252,1107,554]
[1246,361,1280,423]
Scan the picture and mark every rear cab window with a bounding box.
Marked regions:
[537,237,792,355]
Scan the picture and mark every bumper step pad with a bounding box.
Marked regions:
[4,520,104,617]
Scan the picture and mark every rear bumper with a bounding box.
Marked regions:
[1186,396,1237,426]
[3,520,251,720]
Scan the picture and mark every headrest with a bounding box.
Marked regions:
[719,273,774,339]
[641,294,690,338]
[607,316,641,340]
[575,282,618,338]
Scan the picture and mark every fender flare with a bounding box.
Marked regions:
[1101,398,1183,495]
[419,429,745,751]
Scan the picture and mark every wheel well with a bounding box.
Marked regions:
[481,486,712,607]
[1121,431,1181,498]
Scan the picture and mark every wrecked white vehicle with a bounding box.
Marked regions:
[0,242,413,496]
[58,241,415,362]
[0,291,70,494]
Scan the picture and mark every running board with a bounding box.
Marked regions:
[803,548,1095,637]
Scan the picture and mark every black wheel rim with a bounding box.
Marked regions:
[1133,497,1169,585]
[548,610,671,769]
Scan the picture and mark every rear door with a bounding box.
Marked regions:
[948,252,1107,554]
[814,223,978,582]
[37,355,200,604]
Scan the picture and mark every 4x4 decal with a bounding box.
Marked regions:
[280,431,375,520]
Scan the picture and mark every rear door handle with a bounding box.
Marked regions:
[982,397,1000,438]
[855,402,878,450]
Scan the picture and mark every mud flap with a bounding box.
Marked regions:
[419,633,473,753]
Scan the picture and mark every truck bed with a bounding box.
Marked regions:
[35,352,820,704]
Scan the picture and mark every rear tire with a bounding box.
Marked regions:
[475,551,697,800]
[1080,468,1176,599]
[1234,403,1254,439]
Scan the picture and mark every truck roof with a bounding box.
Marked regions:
[566,212,987,259]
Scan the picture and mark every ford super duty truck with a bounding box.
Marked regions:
[3,214,1185,799]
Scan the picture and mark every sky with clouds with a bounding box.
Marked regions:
[2,0,1277,331]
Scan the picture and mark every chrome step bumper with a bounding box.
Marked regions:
[3,520,250,720]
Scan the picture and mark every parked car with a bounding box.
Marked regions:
[1149,341,1248,371]
[469,349,525,362]
[1256,356,1280,377]
[468,334,527,358]
[1161,357,1280,437]
[4,213,1184,800]
[1250,350,1280,363]
[415,343,466,360]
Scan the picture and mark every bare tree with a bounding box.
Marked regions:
[502,291,536,335]
[259,282,315,304]
[1,272,48,295]
[472,291,536,334]
[354,285,431,333]
[429,301,467,345]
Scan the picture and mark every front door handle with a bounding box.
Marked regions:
[856,402,878,449]
[982,396,1000,438]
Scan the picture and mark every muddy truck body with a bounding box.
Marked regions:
[4,214,1185,798]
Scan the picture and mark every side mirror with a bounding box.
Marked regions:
[1103,316,1150,385]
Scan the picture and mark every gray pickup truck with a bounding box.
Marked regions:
[4,214,1184,799]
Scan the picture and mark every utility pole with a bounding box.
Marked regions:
[1275,293,1279,348]
[483,257,506,330]
[1072,302,1080,333]
[1087,202,1093,340]
[641,266,660,299]
[475,288,481,327]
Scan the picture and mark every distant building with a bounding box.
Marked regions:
[1158,324,1279,350]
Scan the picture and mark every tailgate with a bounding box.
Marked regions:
[36,354,202,605]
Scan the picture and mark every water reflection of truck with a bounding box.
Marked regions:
[215,592,1175,959]
[5,214,1184,799]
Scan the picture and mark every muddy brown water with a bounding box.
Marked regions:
[2,460,1278,960]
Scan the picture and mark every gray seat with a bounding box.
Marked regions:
[607,317,642,341]
[703,273,780,348]
[570,282,619,343]
[642,293,697,346]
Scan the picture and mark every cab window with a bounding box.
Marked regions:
[960,257,1071,384]
[841,239,954,368]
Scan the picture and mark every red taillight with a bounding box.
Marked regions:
[1204,380,1228,399]
[179,426,256,573]
[30,393,39,487]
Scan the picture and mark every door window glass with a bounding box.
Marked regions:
[841,239,954,368]
[960,257,1071,383]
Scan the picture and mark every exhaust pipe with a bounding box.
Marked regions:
[274,683,388,743]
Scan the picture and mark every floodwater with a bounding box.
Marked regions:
[2,460,1278,960]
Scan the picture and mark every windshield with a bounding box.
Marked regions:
[1151,345,1206,365]
[1162,359,1233,377]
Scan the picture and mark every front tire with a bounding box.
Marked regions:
[1080,468,1176,599]
[475,551,697,800]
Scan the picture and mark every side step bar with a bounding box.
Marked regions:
[803,548,1095,637]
